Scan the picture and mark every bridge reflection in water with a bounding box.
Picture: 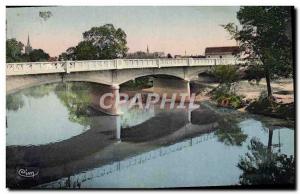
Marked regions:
[7,103,218,188]
[6,82,295,188]
[6,81,220,188]
[38,132,216,189]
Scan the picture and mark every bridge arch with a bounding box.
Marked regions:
[6,66,211,94]
[114,68,187,85]
[6,74,112,95]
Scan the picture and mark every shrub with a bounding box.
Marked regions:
[210,65,240,84]
[211,85,244,109]
[246,91,294,120]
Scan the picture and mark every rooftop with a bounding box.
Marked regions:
[205,46,239,55]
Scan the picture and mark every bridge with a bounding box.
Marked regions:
[6,58,241,115]
[6,58,241,90]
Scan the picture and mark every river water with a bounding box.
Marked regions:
[6,82,295,189]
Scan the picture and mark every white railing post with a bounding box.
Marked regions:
[188,58,193,66]
[114,59,118,69]
[115,59,123,69]
[157,59,160,68]
[65,61,70,73]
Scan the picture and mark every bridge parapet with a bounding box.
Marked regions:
[6,58,243,76]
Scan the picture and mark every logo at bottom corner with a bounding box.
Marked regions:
[17,167,39,179]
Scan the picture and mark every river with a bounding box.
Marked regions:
[6,82,295,189]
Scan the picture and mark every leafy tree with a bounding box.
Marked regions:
[58,52,68,61]
[211,65,239,85]
[58,47,77,61]
[82,24,128,59]
[59,24,128,60]
[29,49,50,62]
[126,51,165,59]
[74,41,98,60]
[6,38,24,63]
[223,6,293,97]
[126,51,149,59]
[167,53,173,58]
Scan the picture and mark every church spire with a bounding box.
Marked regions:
[27,34,31,47]
[25,33,32,54]
[146,45,149,54]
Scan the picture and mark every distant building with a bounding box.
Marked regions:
[205,46,239,59]
[174,55,205,59]
[152,52,165,58]
[25,34,32,54]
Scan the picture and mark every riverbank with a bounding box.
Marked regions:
[123,77,294,120]
[192,78,294,120]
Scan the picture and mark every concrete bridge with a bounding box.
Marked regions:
[6,58,241,115]
[6,58,241,93]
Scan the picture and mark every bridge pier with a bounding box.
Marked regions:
[152,77,191,102]
[90,84,122,116]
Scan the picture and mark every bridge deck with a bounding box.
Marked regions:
[6,58,242,76]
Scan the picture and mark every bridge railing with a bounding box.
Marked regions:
[6,58,244,76]
[6,61,67,75]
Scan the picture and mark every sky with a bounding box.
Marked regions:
[6,6,240,57]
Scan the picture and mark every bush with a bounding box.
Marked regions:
[211,85,244,109]
[210,65,240,84]
[246,91,294,120]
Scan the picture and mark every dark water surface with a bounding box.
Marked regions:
[6,82,295,189]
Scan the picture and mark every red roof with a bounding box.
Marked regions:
[205,46,239,55]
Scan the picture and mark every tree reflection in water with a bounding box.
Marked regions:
[7,84,56,111]
[238,137,295,185]
[214,117,248,146]
[6,93,24,111]
[23,84,55,98]
[54,82,92,127]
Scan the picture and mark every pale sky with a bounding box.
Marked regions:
[6,6,240,57]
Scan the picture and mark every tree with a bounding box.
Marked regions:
[59,24,128,60]
[58,52,68,61]
[211,65,239,85]
[6,38,24,63]
[223,7,293,97]
[126,51,149,59]
[29,49,50,62]
[82,24,128,59]
[167,53,173,58]
[74,41,98,60]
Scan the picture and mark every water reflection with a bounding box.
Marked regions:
[214,117,248,146]
[238,137,295,185]
[6,82,295,189]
